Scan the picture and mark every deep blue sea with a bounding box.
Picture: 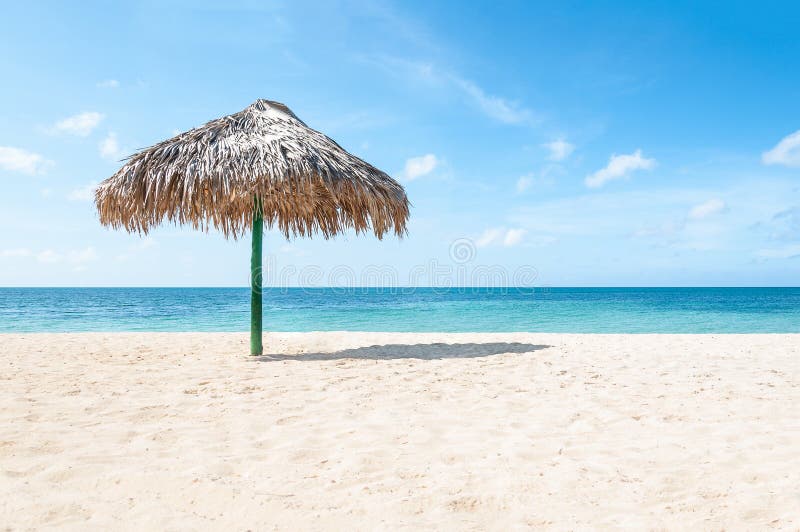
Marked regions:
[1,287,799,333]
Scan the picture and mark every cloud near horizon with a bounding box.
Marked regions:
[34,247,98,271]
[585,149,656,188]
[1,248,32,258]
[1,246,98,268]
[754,243,800,260]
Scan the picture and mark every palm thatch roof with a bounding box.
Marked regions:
[95,99,409,239]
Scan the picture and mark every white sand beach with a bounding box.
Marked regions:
[1,332,798,530]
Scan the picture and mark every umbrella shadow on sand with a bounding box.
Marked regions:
[254,342,552,362]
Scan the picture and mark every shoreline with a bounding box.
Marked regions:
[2,332,799,528]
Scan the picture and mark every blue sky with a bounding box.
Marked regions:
[1,0,799,286]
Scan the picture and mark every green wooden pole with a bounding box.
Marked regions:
[250,201,264,355]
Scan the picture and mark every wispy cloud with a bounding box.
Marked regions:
[36,249,62,263]
[507,184,787,257]
[1,248,32,258]
[633,198,729,249]
[399,153,438,181]
[511,188,726,238]
[67,182,97,202]
[754,243,800,260]
[33,247,98,270]
[770,207,800,240]
[762,130,800,167]
[516,165,562,194]
[278,243,310,258]
[515,173,550,194]
[503,228,527,246]
[476,227,528,247]
[365,56,534,125]
[631,220,685,240]
[753,206,800,242]
[314,109,396,134]
[99,132,125,160]
[516,175,533,194]
[67,247,98,271]
[0,146,52,175]
[116,237,157,262]
[450,77,532,124]
[585,149,656,188]
[542,139,574,161]
[97,79,120,89]
[50,111,104,137]
[688,198,726,220]
[476,227,504,247]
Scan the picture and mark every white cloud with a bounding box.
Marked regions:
[51,111,104,137]
[278,243,310,257]
[762,207,800,241]
[688,198,726,220]
[99,132,124,160]
[476,227,527,247]
[754,244,800,260]
[116,237,157,262]
[516,175,533,193]
[762,130,800,167]
[503,228,527,246]
[476,228,504,247]
[33,247,98,270]
[451,77,532,124]
[631,220,685,240]
[1,248,31,258]
[515,165,562,194]
[67,247,98,264]
[97,79,120,89]
[3,246,98,271]
[501,179,800,275]
[510,188,714,238]
[585,149,656,188]
[629,204,727,250]
[67,182,97,202]
[399,154,438,181]
[36,249,62,263]
[542,139,575,161]
[528,235,558,246]
[0,146,52,175]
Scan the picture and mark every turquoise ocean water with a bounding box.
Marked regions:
[1,287,799,333]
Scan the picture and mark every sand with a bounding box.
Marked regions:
[1,332,798,530]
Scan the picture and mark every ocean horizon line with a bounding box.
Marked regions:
[3,285,800,290]
[4,286,800,334]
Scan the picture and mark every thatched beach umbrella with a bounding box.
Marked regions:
[95,99,409,354]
